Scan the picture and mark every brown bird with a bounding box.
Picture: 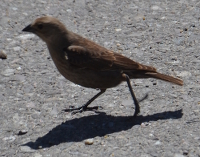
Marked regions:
[22,16,183,116]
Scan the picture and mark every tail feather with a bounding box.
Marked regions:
[145,72,183,86]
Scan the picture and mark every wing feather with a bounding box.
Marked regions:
[64,45,157,72]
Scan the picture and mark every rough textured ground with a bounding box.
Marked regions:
[0,0,200,156]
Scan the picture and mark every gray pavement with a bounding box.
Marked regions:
[0,0,200,156]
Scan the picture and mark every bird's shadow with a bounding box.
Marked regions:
[23,109,183,149]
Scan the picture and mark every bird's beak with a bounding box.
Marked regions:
[22,24,33,32]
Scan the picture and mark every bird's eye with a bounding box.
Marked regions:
[37,24,43,30]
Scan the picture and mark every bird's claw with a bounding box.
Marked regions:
[63,105,102,115]
[71,108,84,115]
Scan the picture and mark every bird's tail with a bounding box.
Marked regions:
[125,71,183,86]
[144,72,183,86]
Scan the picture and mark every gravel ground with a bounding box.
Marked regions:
[0,0,200,156]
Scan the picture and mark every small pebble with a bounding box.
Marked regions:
[3,136,16,142]
[115,28,121,32]
[17,67,22,70]
[116,43,120,47]
[149,133,154,137]
[141,122,151,127]
[85,138,94,145]
[161,16,166,20]
[104,135,108,138]
[18,130,28,135]
[0,51,7,59]
[154,140,161,145]
[182,150,188,156]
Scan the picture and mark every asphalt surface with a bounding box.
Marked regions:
[0,0,200,156]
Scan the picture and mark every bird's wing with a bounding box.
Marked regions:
[112,53,157,72]
[64,45,156,72]
[64,45,114,70]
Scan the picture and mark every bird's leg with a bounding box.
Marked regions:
[124,74,140,116]
[64,89,106,114]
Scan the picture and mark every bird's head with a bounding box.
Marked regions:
[22,16,67,43]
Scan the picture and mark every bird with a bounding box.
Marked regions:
[22,16,183,116]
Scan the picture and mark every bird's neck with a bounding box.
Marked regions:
[46,30,78,62]
[47,42,65,60]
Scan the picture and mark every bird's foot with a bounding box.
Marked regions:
[133,106,140,117]
[63,105,102,115]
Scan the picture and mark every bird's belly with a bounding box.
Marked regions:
[57,65,123,89]
[51,56,124,89]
